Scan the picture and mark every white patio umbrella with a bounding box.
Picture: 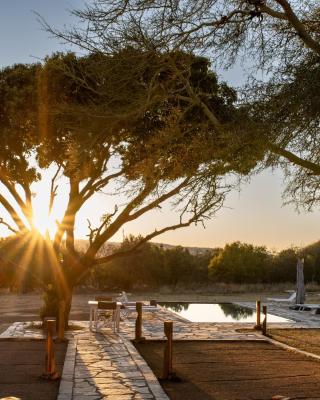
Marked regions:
[296,258,305,304]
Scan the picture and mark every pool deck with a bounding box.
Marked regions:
[1,301,320,399]
[236,301,320,328]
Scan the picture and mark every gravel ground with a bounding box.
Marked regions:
[0,339,67,400]
[136,340,320,400]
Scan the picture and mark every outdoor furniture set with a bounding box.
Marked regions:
[268,291,320,314]
[88,292,158,332]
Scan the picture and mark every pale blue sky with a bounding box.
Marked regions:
[0,1,319,250]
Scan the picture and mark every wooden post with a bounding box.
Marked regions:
[254,300,261,330]
[162,321,173,380]
[262,305,267,335]
[58,300,66,341]
[135,302,145,342]
[42,319,60,380]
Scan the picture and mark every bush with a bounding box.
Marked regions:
[208,242,271,284]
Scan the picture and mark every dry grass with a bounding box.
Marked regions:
[269,329,320,356]
[157,282,296,294]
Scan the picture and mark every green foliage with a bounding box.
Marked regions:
[209,242,270,284]
[208,241,320,284]
[0,51,251,184]
[3,236,320,290]
[0,63,40,186]
[0,49,252,325]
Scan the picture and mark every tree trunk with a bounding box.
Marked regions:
[41,269,75,331]
[59,283,74,330]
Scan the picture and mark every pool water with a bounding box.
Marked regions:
[158,302,291,323]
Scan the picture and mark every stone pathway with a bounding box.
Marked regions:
[119,308,264,341]
[2,301,320,399]
[70,332,166,400]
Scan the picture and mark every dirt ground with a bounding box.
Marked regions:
[0,339,67,400]
[269,328,320,356]
[135,340,320,400]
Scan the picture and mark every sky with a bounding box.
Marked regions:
[0,1,319,251]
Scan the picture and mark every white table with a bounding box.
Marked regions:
[88,300,121,332]
[124,305,159,312]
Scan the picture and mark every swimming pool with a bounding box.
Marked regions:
[158,302,291,323]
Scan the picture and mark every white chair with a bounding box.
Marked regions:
[117,291,136,318]
[95,301,120,332]
[116,291,159,318]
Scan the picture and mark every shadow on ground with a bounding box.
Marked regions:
[0,339,67,400]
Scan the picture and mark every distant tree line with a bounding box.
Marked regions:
[89,236,212,290]
[1,234,320,292]
[90,239,320,289]
[209,242,320,284]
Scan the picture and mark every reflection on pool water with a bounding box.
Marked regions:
[158,303,291,323]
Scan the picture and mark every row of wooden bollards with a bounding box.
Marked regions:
[42,300,268,384]
[133,302,178,380]
[41,319,60,380]
[134,300,157,341]
[255,300,267,335]
[135,302,145,342]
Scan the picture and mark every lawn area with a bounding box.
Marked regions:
[269,328,320,356]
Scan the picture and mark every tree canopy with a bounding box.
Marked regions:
[46,1,320,209]
[0,49,259,323]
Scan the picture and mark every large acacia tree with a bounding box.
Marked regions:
[45,0,320,209]
[0,49,257,324]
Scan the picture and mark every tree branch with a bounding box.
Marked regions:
[49,165,61,215]
[84,180,157,259]
[169,58,224,134]
[260,3,287,20]
[0,217,18,234]
[269,143,320,175]
[80,169,124,202]
[92,202,215,266]
[0,171,33,227]
[0,194,28,232]
[128,177,190,221]
[275,0,320,55]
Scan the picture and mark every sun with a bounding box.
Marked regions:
[33,213,57,238]
[31,168,65,238]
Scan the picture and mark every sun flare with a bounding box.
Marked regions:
[33,213,57,238]
[29,167,69,239]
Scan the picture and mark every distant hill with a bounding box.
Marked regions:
[151,242,217,255]
[74,239,217,256]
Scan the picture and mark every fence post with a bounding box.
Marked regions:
[134,302,145,342]
[262,305,267,335]
[254,300,261,330]
[42,318,60,380]
[162,321,173,380]
[58,300,66,341]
